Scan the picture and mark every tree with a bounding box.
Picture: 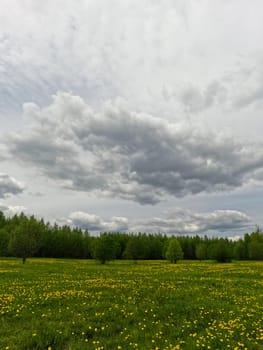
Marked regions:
[0,228,9,256]
[209,238,232,263]
[92,234,119,264]
[147,234,165,260]
[195,243,207,261]
[83,231,92,259]
[105,232,129,259]
[0,211,6,229]
[178,236,195,259]
[165,238,183,263]
[8,215,40,264]
[248,227,263,260]
[123,236,144,262]
[248,241,263,260]
[234,239,249,260]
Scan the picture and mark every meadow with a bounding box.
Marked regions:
[0,259,262,350]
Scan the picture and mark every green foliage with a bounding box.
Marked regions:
[0,210,6,228]
[178,236,196,259]
[92,233,120,264]
[234,239,249,260]
[8,215,41,264]
[123,234,149,261]
[248,228,263,260]
[0,211,263,262]
[195,243,208,260]
[147,234,165,259]
[249,241,263,260]
[209,239,233,263]
[165,238,183,263]
[0,228,9,256]
[1,259,263,350]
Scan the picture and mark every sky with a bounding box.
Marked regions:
[1,0,263,237]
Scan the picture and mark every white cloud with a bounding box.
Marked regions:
[132,208,251,234]
[68,211,129,232]
[1,0,263,117]
[0,203,26,216]
[0,173,24,198]
[66,207,251,235]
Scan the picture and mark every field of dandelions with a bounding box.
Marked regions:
[0,259,262,350]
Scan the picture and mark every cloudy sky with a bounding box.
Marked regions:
[1,0,263,237]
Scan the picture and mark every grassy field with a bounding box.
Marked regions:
[0,259,263,350]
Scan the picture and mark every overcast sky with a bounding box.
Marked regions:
[1,0,263,237]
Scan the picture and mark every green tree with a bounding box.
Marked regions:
[179,236,195,259]
[195,243,207,261]
[92,234,119,264]
[234,239,249,260]
[248,241,263,260]
[0,211,6,229]
[83,231,92,259]
[0,228,9,256]
[147,234,165,260]
[209,238,232,263]
[67,228,84,259]
[165,238,183,263]
[8,215,40,264]
[248,227,263,260]
[123,235,146,262]
[105,232,129,259]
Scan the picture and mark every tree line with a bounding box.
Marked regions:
[0,211,263,263]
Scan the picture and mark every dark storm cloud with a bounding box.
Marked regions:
[4,92,263,204]
[7,132,107,192]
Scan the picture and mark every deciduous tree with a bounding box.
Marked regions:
[165,238,183,263]
[8,215,40,264]
[92,234,119,264]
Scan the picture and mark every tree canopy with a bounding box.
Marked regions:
[165,238,184,263]
[0,211,262,263]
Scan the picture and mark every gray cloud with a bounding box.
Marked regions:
[0,173,24,198]
[134,208,251,234]
[178,81,227,113]
[66,208,251,235]
[228,64,263,109]
[68,211,129,232]
[0,143,8,161]
[1,1,263,234]
[174,60,263,113]
[4,92,263,204]
[6,132,106,192]
[2,0,263,118]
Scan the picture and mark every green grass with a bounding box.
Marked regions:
[0,259,263,350]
